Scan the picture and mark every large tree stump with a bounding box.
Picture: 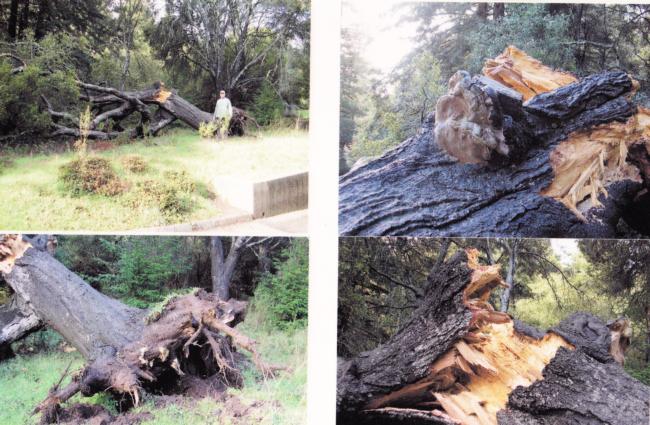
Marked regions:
[337,249,649,425]
[339,48,650,238]
[0,235,280,423]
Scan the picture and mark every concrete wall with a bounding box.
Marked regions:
[252,172,309,218]
[214,172,308,218]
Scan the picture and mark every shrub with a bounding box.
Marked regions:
[121,155,148,173]
[125,170,196,220]
[254,239,308,329]
[92,237,193,309]
[59,156,124,196]
[252,81,284,126]
[13,328,65,355]
[627,366,650,386]
[198,121,217,138]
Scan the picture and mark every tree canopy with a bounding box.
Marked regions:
[0,0,310,145]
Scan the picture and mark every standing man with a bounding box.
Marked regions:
[213,89,233,140]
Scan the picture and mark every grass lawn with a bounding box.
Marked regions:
[0,128,308,231]
[0,316,307,425]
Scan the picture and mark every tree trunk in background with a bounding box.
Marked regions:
[476,2,488,19]
[34,0,49,39]
[646,303,650,363]
[337,250,650,425]
[8,0,19,39]
[210,237,248,300]
[18,0,29,38]
[493,3,505,19]
[499,241,518,312]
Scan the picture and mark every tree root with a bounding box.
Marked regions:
[33,290,282,424]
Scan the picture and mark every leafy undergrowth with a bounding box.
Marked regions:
[0,313,306,425]
[0,128,308,231]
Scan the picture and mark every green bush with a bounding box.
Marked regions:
[96,237,192,308]
[198,121,217,138]
[252,81,284,126]
[0,35,80,144]
[121,155,148,173]
[627,366,650,386]
[59,156,124,196]
[254,239,308,329]
[12,328,65,355]
[125,170,196,220]
[0,287,10,305]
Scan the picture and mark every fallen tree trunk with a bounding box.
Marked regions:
[339,47,650,237]
[0,235,279,423]
[43,81,255,140]
[0,296,41,360]
[337,249,649,425]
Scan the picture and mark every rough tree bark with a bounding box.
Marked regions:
[0,296,41,360]
[339,47,650,238]
[210,237,250,301]
[337,249,649,425]
[0,235,280,423]
[41,81,255,141]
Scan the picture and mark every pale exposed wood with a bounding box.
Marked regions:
[0,235,31,274]
[542,108,650,219]
[483,46,577,101]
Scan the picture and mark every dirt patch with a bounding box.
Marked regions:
[221,395,280,424]
[54,403,152,425]
[179,374,228,399]
[90,141,117,153]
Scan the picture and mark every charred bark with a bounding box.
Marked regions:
[340,51,650,238]
[337,250,649,425]
[0,235,280,423]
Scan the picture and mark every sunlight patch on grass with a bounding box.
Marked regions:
[0,128,308,231]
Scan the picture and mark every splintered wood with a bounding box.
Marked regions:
[153,87,172,103]
[364,249,574,425]
[482,46,577,101]
[542,109,650,219]
[0,235,31,274]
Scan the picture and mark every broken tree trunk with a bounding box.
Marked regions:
[43,80,255,141]
[0,235,279,423]
[0,295,42,360]
[339,47,650,237]
[337,249,649,425]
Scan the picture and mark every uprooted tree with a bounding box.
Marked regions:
[43,80,255,140]
[0,235,282,423]
[337,248,650,425]
[339,46,650,237]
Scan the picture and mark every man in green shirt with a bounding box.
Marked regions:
[213,90,233,140]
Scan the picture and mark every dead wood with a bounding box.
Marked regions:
[336,249,650,425]
[0,234,280,423]
[339,47,650,237]
[41,80,254,141]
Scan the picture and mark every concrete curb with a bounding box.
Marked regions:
[134,211,252,234]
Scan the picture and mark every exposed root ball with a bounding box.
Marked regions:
[35,290,282,423]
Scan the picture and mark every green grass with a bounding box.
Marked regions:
[0,317,307,424]
[0,351,84,425]
[0,128,308,231]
